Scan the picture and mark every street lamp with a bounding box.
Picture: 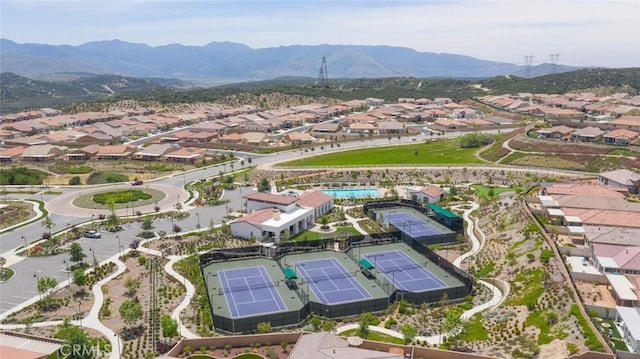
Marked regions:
[196,212,200,229]
[33,272,41,301]
[63,260,71,289]
[77,302,83,329]
[116,235,122,257]
[114,332,121,359]
[21,235,26,247]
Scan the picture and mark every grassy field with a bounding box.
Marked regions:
[281,139,484,167]
[72,188,166,210]
[338,328,405,344]
[291,226,361,242]
[470,184,529,198]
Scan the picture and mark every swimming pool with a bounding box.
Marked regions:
[321,188,381,198]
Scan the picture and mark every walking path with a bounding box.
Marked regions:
[135,245,200,339]
[0,255,127,359]
[0,241,201,358]
[0,200,44,267]
[1,198,505,353]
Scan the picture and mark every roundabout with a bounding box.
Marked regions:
[72,188,166,210]
[46,183,190,217]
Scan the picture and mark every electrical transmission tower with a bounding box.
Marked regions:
[524,55,534,79]
[549,53,561,74]
[318,55,329,88]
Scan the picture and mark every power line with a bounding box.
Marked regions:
[524,54,534,79]
[318,55,329,87]
[549,53,561,74]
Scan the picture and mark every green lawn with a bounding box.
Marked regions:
[525,310,569,345]
[338,328,405,344]
[291,226,361,242]
[460,313,489,341]
[281,140,484,167]
[595,319,628,351]
[470,184,529,198]
[505,268,545,307]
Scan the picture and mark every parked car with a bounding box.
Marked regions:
[131,180,144,186]
[83,230,102,238]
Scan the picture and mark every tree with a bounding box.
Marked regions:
[257,178,271,193]
[281,340,289,353]
[400,323,417,344]
[256,321,272,334]
[358,312,373,339]
[160,315,178,341]
[37,276,57,299]
[56,318,92,359]
[442,310,463,334]
[321,319,337,333]
[142,217,154,231]
[310,316,322,331]
[72,268,86,294]
[119,299,143,328]
[68,176,81,185]
[106,212,120,231]
[124,277,140,297]
[69,243,86,264]
[0,257,5,268]
[320,215,329,229]
[42,216,55,237]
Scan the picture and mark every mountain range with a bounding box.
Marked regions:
[0,38,579,83]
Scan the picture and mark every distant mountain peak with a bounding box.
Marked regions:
[0,38,581,81]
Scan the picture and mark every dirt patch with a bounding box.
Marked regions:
[101,254,185,358]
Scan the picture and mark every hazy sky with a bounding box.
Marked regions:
[1,0,638,68]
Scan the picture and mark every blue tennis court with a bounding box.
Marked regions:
[218,266,287,318]
[387,212,444,237]
[295,258,371,305]
[364,250,447,292]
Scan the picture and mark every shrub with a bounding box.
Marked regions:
[68,176,81,185]
[183,345,192,355]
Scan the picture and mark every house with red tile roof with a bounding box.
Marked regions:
[134,144,176,161]
[603,129,639,145]
[19,144,67,162]
[348,123,376,134]
[231,191,334,243]
[0,146,26,162]
[570,126,605,142]
[163,147,206,163]
[607,116,640,132]
[377,121,404,135]
[96,144,137,160]
[531,106,584,119]
[537,125,575,140]
[184,131,217,143]
[311,123,343,136]
[218,133,244,144]
[285,132,316,144]
[432,118,469,132]
[405,185,446,204]
[342,113,378,125]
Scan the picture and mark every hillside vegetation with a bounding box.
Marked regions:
[1,67,638,114]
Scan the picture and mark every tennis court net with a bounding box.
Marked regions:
[304,270,358,283]
[379,261,428,273]
[218,281,279,294]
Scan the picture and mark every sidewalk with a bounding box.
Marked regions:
[0,254,127,359]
